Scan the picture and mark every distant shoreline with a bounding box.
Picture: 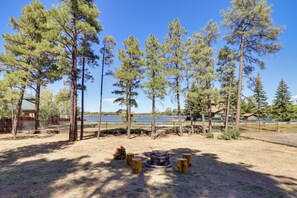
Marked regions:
[84,113,183,116]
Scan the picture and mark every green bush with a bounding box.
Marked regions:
[206,132,214,138]
[218,129,240,140]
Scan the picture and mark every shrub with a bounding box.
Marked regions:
[218,129,240,140]
[113,146,126,160]
[206,132,214,138]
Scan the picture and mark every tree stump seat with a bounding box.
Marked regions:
[177,158,188,174]
[182,153,192,167]
[132,157,142,174]
[126,153,135,166]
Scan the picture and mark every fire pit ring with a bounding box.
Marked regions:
[145,152,172,168]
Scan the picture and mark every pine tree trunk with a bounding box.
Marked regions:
[176,77,183,136]
[80,56,85,140]
[126,92,128,132]
[190,108,194,135]
[151,95,156,138]
[258,107,261,132]
[201,107,206,136]
[98,53,105,139]
[127,94,131,139]
[69,36,78,142]
[225,79,232,131]
[225,97,231,132]
[208,100,212,132]
[12,85,26,140]
[34,83,41,130]
[235,33,245,131]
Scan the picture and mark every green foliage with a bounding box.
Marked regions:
[252,73,268,119]
[1,0,62,87]
[218,129,240,140]
[217,47,238,103]
[54,84,71,117]
[143,34,167,101]
[113,36,144,107]
[184,83,200,117]
[272,80,294,121]
[0,81,15,118]
[187,21,219,127]
[241,97,257,115]
[39,87,59,122]
[120,111,135,123]
[101,36,116,68]
[206,132,214,138]
[221,0,283,73]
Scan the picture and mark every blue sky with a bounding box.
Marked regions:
[0,0,296,113]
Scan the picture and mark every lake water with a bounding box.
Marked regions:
[85,115,183,123]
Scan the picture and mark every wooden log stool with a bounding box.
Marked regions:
[177,158,188,174]
[126,153,135,166]
[131,158,142,174]
[182,153,192,167]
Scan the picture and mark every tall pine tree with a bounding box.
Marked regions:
[273,80,293,121]
[217,46,238,131]
[113,36,144,139]
[252,73,268,130]
[98,36,116,138]
[200,20,219,131]
[143,34,167,138]
[188,33,213,135]
[221,0,283,130]
[51,0,102,141]
[165,18,187,136]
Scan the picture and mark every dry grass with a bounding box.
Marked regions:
[0,131,296,198]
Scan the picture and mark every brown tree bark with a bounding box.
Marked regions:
[235,34,245,130]
[80,56,85,140]
[176,77,183,136]
[224,78,233,131]
[12,85,26,140]
[127,91,131,139]
[69,34,78,142]
[98,53,105,139]
[34,83,41,130]
[208,100,212,132]
[201,106,206,136]
[225,94,231,132]
[151,95,156,138]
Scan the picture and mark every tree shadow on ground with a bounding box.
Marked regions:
[1,144,296,197]
[0,140,70,164]
[0,133,57,141]
[85,148,296,198]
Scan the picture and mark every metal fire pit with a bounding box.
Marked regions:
[145,152,172,168]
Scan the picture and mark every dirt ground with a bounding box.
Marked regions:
[242,131,297,147]
[0,132,296,198]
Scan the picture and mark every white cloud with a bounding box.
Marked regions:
[103,98,117,103]
[292,95,297,99]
